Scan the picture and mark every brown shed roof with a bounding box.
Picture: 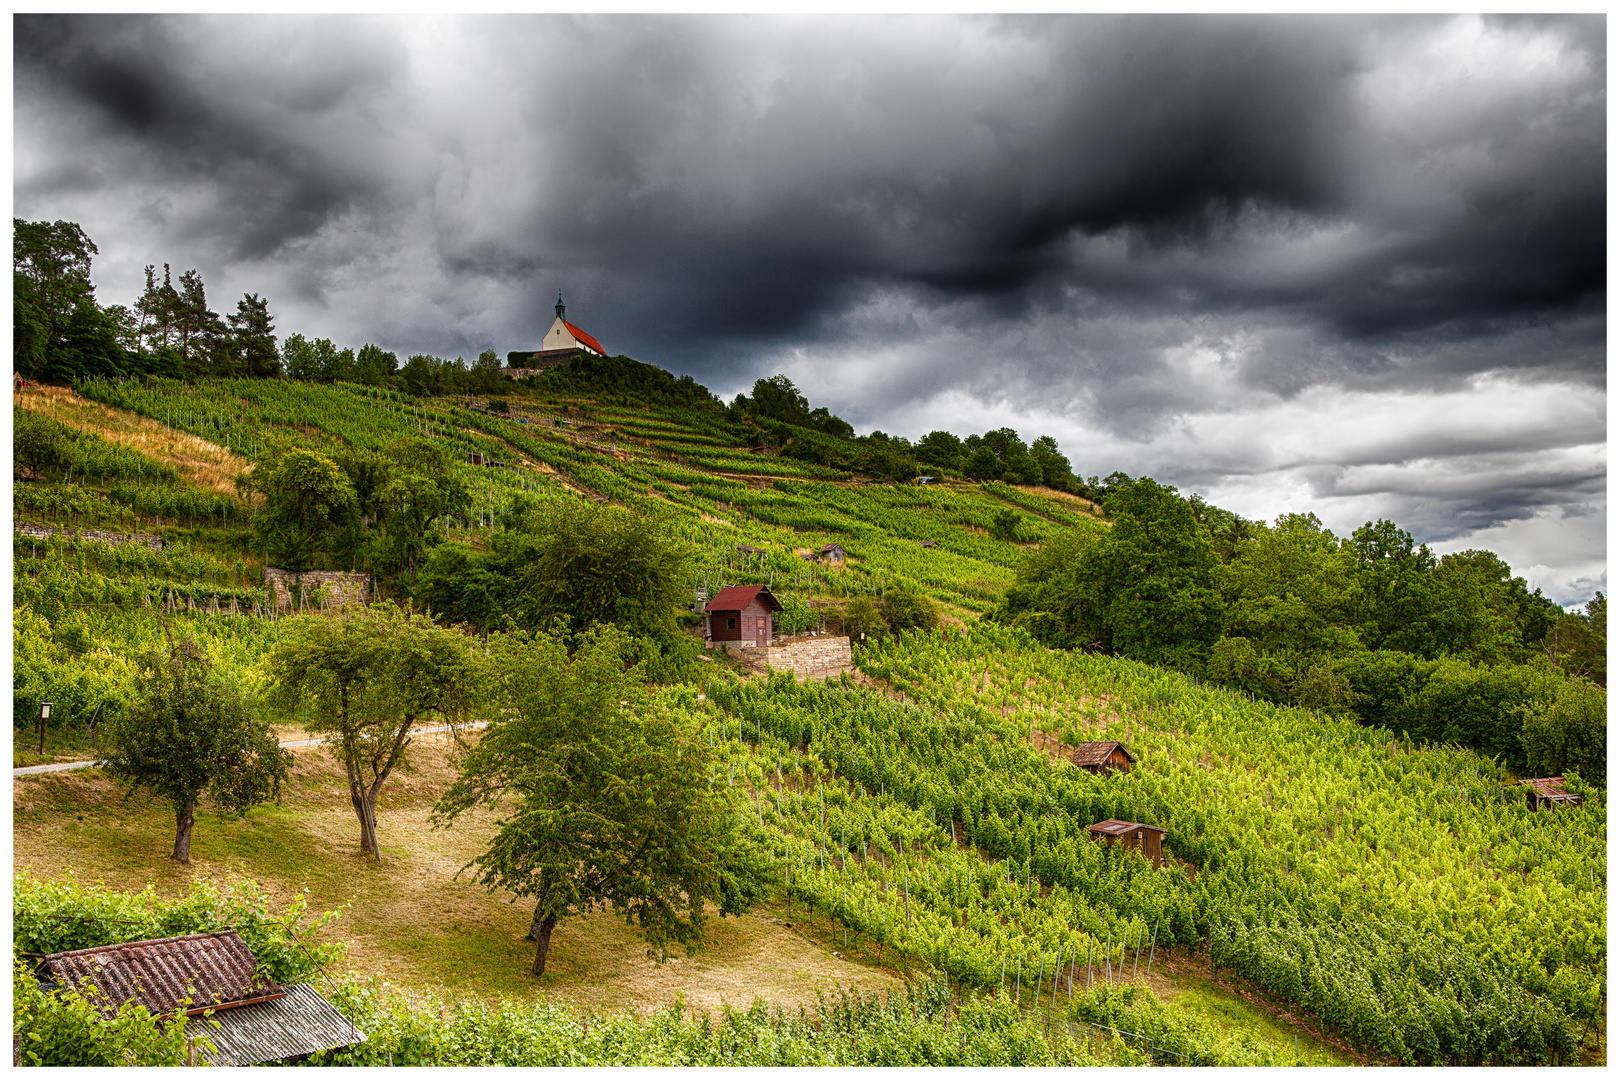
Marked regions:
[1069,741,1136,768]
[1086,819,1165,837]
[1522,777,1583,803]
[704,585,782,613]
[45,930,283,1019]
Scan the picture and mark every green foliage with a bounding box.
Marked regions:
[310,973,1102,1066]
[264,602,482,857]
[434,627,770,974]
[775,593,821,636]
[1405,659,1565,774]
[12,873,344,985]
[882,587,941,633]
[14,406,79,477]
[101,637,289,862]
[533,353,723,409]
[1544,592,1605,685]
[999,479,1219,669]
[14,958,202,1066]
[416,497,693,650]
[243,444,358,571]
[987,509,1027,542]
[841,595,888,644]
[1520,678,1606,786]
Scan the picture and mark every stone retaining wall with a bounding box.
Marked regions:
[264,568,373,612]
[727,635,853,680]
[15,522,164,551]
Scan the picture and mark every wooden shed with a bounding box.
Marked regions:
[1070,741,1136,775]
[1086,819,1166,868]
[818,543,847,563]
[920,540,939,549]
[40,930,364,1065]
[703,584,782,649]
[1522,776,1584,810]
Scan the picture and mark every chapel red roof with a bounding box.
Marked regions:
[565,322,606,356]
[704,585,782,613]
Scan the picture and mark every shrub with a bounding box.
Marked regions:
[841,596,887,644]
[1520,679,1606,786]
[882,588,941,633]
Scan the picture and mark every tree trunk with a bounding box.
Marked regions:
[345,761,382,861]
[172,798,196,863]
[531,913,558,976]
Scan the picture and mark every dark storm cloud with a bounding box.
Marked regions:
[13,14,1605,600]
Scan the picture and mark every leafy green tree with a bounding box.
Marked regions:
[355,343,397,385]
[914,430,965,473]
[854,438,920,483]
[368,438,471,578]
[962,443,1002,482]
[243,445,358,570]
[1348,520,1440,654]
[101,637,289,864]
[1218,513,1360,659]
[1520,678,1606,786]
[401,353,441,397]
[995,521,1110,649]
[1544,593,1605,686]
[433,627,768,975]
[14,407,78,478]
[14,218,98,352]
[1098,478,1223,667]
[840,595,888,644]
[883,588,941,633]
[416,497,692,646]
[746,374,811,424]
[1029,435,1075,489]
[988,508,1028,542]
[264,603,482,860]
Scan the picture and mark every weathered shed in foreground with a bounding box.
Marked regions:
[1086,819,1166,868]
[818,543,847,562]
[1070,741,1136,775]
[1522,776,1584,810]
[41,930,364,1065]
[703,584,782,648]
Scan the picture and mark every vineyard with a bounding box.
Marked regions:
[12,375,1606,1066]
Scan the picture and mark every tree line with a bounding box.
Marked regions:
[996,476,1606,781]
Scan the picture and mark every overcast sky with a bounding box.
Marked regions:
[14,14,1607,605]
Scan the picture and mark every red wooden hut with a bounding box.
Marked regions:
[703,585,782,649]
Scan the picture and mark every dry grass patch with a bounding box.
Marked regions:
[16,385,250,495]
[14,731,901,1017]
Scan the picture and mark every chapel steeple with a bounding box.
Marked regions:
[555,292,566,320]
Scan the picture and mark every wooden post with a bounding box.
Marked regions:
[1146,919,1159,977]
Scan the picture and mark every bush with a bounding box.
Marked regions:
[13,959,203,1066]
[882,588,941,633]
[1520,679,1606,786]
[841,596,887,644]
[486,397,509,413]
[13,873,344,985]
[988,509,1027,542]
[1206,637,1294,702]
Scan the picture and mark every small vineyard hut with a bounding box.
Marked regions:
[819,543,847,563]
[1070,741,1136,775]
[704,585,782,649]
[41,929,363,1065]
[1086,819,1166,868]
[1522,777,1584,810]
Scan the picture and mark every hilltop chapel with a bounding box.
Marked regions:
[506,293,608,373]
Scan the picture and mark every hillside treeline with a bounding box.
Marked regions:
[997,477,1606,781]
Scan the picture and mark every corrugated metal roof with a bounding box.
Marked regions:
[704,585,782,612]
[201,982,366,1066]
[45,930,282,1019]
[1086,819,1165,836]
[1070,741,1135,768]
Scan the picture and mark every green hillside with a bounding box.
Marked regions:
[12,369,1606,1067]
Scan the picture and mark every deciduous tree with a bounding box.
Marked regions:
[433,627,768,975]
[265,603,482,860]
[102,637,289,864]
